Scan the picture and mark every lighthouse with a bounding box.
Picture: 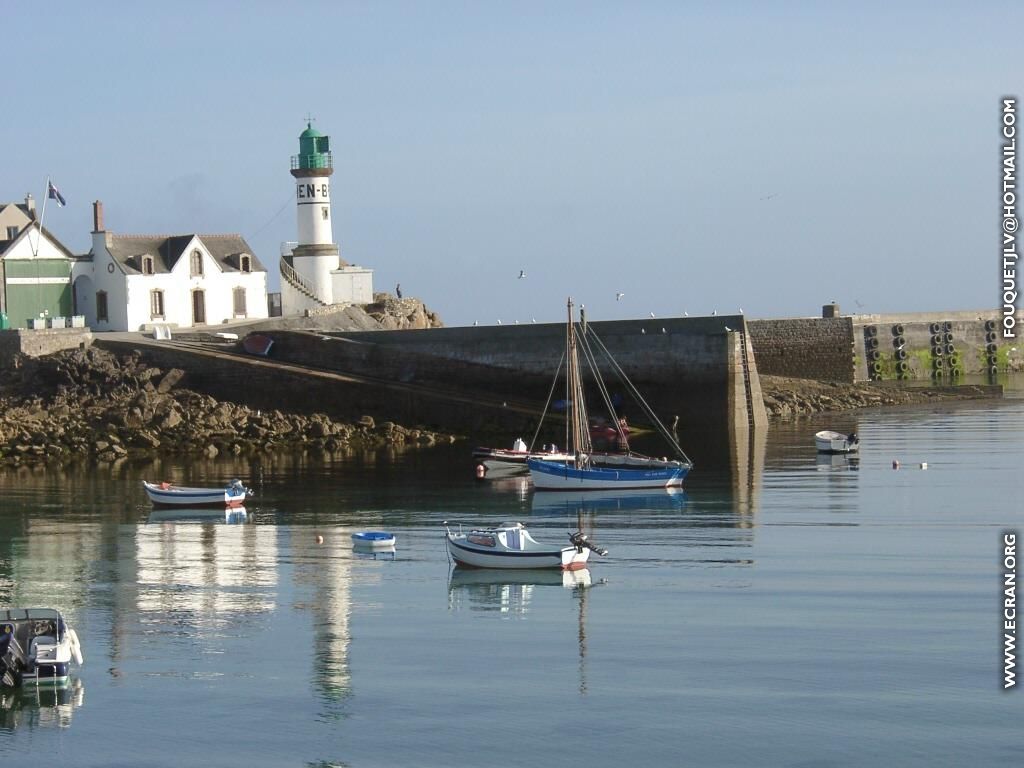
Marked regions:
[281,121,373,314]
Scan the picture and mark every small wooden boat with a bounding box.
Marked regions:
[444,521,606,570]
[814,430,860,454]
[351,531,396,549]
[142,479,249,508]
[241,334,274,356]
[0,609,83,688]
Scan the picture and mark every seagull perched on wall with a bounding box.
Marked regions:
[616,292,625,301]
[641,328,646,334]
[497,319,502,325]
[683,311,689,317]
[649,311,656,318]
[739,308,744,314]
[662,327,667,334]
[518,270,526,279]
[724,325,733,332]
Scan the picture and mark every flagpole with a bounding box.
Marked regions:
[31,175,52,319]
[33,175,51,259]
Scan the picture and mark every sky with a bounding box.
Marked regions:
[4,1,1020,327]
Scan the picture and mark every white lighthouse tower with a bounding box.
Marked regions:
[281,121,373,315]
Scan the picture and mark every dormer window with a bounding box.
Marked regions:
[190,249,203,277]
[240,254,252,273]
[141,256,155,275]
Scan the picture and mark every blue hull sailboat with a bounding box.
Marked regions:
[528,298,692,491]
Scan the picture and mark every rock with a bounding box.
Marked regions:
[358,415,375,429]
[156,369,185,394]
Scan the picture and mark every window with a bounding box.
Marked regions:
[233,287,247,316]
[96,291,108,322]
[321,206,329,221]
[190,249,203,276]
[5,225,18,240]
[142,256,154,275]
[239,255,251,273]
[150,289,165,319]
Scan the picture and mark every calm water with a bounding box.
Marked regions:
[0,396,1021,766]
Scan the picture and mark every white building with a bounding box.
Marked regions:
[73,201,269,331]
[280,122,373,316]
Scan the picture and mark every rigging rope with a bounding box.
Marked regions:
[527,349,566,453]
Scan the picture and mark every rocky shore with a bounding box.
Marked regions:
[0,347,456,467]
[759,374,1001,419]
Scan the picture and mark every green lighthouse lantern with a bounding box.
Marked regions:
[292,122,332,171]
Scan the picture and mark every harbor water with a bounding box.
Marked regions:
[0,396,1020,766]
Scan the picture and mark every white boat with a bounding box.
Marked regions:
[351,531,397,549]
[143,479,249,508]
[444,521,606,570]
[472,438,574,475]
[529,298,693,490]
[0,609,83,688]
[814,430,860,454]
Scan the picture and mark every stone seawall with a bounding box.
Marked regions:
[748,318,855,382]
[749,310,1022,383]
[258,313,767,430]
[0,328,93,362]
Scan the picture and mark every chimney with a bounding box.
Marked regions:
[25,193,36,217]
[92,200,104,232]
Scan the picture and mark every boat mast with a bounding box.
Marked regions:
[566,297,592,464]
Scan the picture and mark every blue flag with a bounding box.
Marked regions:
[47,180,66,207]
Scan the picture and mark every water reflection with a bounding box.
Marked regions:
[0,678,84,730]
[815,453,860,472]
[147,507,249,524]
[531,488,687,519]
[447,567,600,694]
[447,567,592,614]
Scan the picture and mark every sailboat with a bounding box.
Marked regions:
[528,298,693,490]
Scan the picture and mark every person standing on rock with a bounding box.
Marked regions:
[396,283,402,299]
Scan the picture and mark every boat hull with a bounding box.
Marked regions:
[528,458,688,490]
[351,532,397,549]
[814,431,859,454]
[143,482,247,508]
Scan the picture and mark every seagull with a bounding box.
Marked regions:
[661,327,667,334]
[518,270,526,279]
[711,310,718,316]
[497,319,502,325]
[649,311,656,318]
[531,318,536,323]
[514,320,519,324]
[683,311,689,317]
[473,320,478,326]
[739,307,744,314]
[724,325,733,332]
[616,292,625,301]
[641,328,646,334]
[760,193,778,201]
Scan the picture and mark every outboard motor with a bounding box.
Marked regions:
[569,531,609,557]
[0,624,26,688]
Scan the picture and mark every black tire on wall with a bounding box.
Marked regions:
[943,320,953,332]
[869,349,881,361]
[930,322,941,334]
[865,325,878,338]
[896,348,908,360]
[987,331,997,343]
[892,324,905,336]
[985,319,997,332]
[987,342,998,354]
[893,336,906,348]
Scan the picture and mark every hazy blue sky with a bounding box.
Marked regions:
[4,2,1019,326]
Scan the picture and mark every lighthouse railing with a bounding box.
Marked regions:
[279,257,328,306]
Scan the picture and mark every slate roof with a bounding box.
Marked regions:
[106,234,267,275]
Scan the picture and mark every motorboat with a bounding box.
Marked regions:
[815,430,860,454]
[0,608,83,688]
[472,438,574,475]
[444,521,606,570]
[528,298,693,490]
[143,479,249,508]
